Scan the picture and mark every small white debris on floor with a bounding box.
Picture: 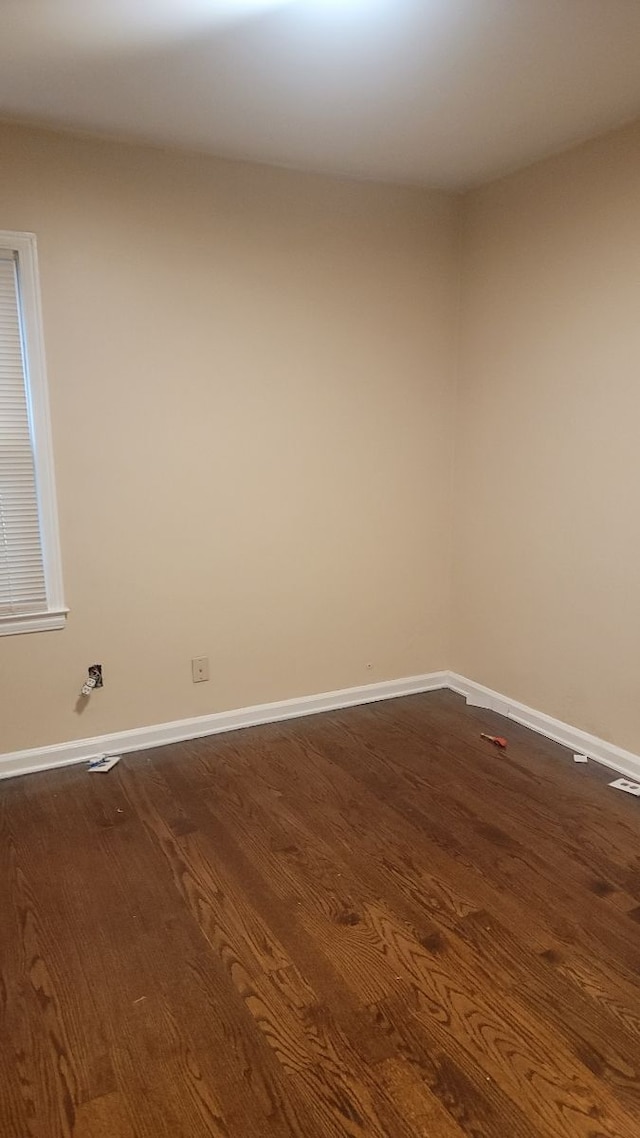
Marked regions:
[87,754,121,773]
[609,778,640,797]
[573,754,589,763]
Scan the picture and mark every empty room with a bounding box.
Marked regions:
[1,2,640,1136]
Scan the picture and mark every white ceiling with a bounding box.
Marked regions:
[2,0,640,189]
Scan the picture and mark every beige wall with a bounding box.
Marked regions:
[0,123,459,753]
[455,119,640,753]
[4,116,639,759]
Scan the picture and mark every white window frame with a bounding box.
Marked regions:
[0,230,67,635]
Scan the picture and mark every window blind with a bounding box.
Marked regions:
[0,249,47,616]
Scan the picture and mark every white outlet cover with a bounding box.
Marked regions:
[609,778,640,797]
[88,755,121,773]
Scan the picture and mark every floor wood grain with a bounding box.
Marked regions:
[1,690,639,1137]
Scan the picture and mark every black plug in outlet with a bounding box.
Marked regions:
[88,664,103,688]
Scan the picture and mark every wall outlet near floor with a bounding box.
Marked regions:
[191,656,210,683]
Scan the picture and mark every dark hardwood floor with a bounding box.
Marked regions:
[1,690,640,1138]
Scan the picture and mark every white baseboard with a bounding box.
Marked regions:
[2,668,639,784]
[0,671,449,781]
[447,672,640,783]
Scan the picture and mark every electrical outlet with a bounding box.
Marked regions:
[80,663,103,697]
[191,656,209,684]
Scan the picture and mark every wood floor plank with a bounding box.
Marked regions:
[281,705,640,1034]
[1,690,640,1137]
[124,761,424,1137]
[371,995,540,1138]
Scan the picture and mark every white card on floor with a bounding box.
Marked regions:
[609,778,640,797]
[573,754,588,763]
[88,755,121,773]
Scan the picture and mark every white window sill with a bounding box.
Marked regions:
[0,609,68,636]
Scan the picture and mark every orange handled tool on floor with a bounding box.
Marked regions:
[480,733,508,749]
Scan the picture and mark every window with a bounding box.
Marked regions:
[0,231,66,635]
